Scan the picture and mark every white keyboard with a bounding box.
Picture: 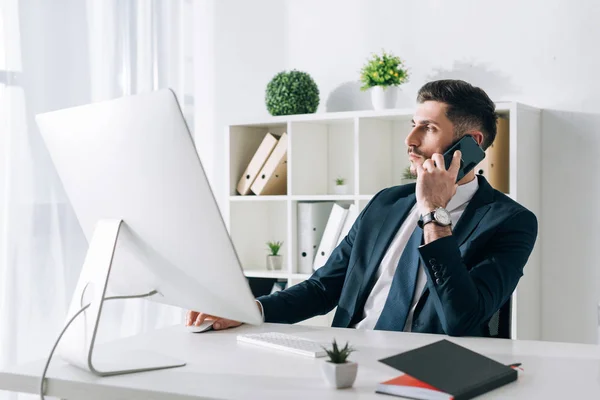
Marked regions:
[236,332,327,357]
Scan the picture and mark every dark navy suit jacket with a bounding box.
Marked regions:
[257,176,538,337]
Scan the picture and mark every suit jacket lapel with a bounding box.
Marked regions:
[452,175,495,246]
[352,192,416,318]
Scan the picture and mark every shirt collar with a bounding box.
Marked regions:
[446,176,479,212]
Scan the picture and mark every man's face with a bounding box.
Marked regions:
[405,101,456,176]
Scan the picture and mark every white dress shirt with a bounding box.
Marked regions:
[354,177,479,331]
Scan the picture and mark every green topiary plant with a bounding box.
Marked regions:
[323,339,355,364]
[266,240,283,256]
[265,70,320,116]
[335,177,346,186]
[360,50,409,91]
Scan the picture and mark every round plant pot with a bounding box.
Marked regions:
[333,185,348,195]
[371,86,398,110]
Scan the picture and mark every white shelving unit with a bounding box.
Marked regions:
[223,103,542,339]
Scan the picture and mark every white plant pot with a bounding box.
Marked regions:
[400,178,416,185]
[266,255,282,270]
[371,86,398,110]
[333,185,348,195]
[321,361,358,389]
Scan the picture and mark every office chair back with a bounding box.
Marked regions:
[488,297,512,339]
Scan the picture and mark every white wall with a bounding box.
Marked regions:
[194,0,287,197]
[195,0,600,344]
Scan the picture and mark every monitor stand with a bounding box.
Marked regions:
[57,219,186,377]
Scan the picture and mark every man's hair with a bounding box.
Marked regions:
[417,80,498,150]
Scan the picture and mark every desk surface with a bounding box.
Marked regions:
[1,323,600,399]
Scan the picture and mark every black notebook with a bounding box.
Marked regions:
[377,339,518,400]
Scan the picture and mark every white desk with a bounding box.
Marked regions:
[1,323,600,399]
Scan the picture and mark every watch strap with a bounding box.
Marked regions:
[418,211,435,228]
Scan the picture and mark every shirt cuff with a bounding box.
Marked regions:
[256,300,265,322]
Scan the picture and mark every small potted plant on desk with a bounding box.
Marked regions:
[266,241,283,270]
[321,339,358,389]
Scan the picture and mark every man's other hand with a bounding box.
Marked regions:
[185,301,263,331]
[185,310,242,331]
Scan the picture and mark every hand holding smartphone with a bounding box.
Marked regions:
[442,135,485,182]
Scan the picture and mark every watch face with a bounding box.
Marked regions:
[434,208,452,226]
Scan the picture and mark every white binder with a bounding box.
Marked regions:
[312,204,349,271]
[297,202,335,274]
[336,204,358,246]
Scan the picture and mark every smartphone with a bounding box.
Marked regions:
[443,135,486,182]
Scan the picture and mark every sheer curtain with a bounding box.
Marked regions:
[0,1,194,398]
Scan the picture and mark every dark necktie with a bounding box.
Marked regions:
[374,225,423,331]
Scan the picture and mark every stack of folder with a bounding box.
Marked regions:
[296,202,358,273]
[236,132,288,196]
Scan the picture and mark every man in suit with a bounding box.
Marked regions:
[187,79,538,337]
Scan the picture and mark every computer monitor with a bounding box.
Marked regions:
[36,89,262,377]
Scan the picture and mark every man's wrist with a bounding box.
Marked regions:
[419,205,452,229]
[423,223,452,244]
[420,203,447,216]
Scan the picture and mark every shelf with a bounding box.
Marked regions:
[290,273,311,280]
[357,194,374,200]
[227,103,542,338]
[230,195,287,202]
[244,270,289,279]
[292,195,354,201]
[227,124,288,196]
[290,119,355,196]
[228,102,519,126]
[229,201,288,270]
[358,117,412,195]
[242,271,311,281]
[229,195,357,202]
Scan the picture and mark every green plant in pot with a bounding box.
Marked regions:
[265,70,320,116]
[334,177,348,195]
[320,339,358,389]
[359,50,409,110]
[266,240,283,270]
[401,165,417,184]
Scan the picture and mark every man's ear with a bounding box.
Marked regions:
[470,131,484,147]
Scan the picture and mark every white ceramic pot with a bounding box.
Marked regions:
[266,255,282,270]
[321,361,358,389]
[371,86,398,110]
[400,178,416,185]
[333,185,348,195]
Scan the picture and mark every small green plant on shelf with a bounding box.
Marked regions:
[266,241,283,256]
[334,177,348,194]
[359,50,409,91]
[402,166,417,180]
[323,339,355,364]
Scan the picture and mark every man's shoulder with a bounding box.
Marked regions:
[372,183,416,203]
[489,189,535,216]
[486,188,538,234]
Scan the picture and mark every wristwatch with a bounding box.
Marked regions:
[418,207,452,228]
